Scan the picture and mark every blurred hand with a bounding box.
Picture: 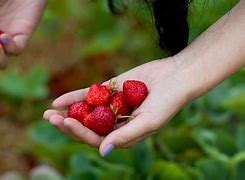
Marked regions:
[0,0,47,68]
[43,58,196,156]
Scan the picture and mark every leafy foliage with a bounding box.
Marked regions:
[30,0,245,179]
[0,67,49,103]
[0,0,244,179]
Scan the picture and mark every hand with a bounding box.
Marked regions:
[43,58,195,156]
[0,0,47,68]
[44,0,245,157]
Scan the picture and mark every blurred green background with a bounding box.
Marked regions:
[0,0,244,179]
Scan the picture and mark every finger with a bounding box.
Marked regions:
[0,34,21,55]
[121,138,144,148]
[49,114,67,131]
[12,34,30,52]
[113,120,137,147]
[52,89,88,108]
[49,115,80,142]
[99,113,159,157]
[114,120,129,129]
[43,109,66,120]
[63,118,104,148]
[124,131,156,148]
[0,47,7,69]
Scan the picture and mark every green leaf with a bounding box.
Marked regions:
[233,159,245,180]
[215,130,237,156]
[184,111,203,126]
[221,85,245,114]
[157,126,198,155]
[69,153,94,173]
[66,172,97,180]
[236,124,245,151]
[193,129,229,162]
[196,158,228,180]
[26,67,49,99]
[131,142,153,176]
[227,152,245,180]
[0,71,27,100]
[0,67,49,101]
[80,25,124,57]
[30,121,90,171]
[99,169,132,180]
[149,161,191,180]
[31,120,70,145]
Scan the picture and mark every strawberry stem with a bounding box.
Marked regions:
[117,115,134,119]
[116,115,134,123]
[110,105,118,115]
[110,79,118,93]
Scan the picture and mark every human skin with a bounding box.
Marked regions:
[44,0,245,157]
[0,0,47,68]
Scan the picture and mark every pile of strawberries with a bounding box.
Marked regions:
[68,80,148,136]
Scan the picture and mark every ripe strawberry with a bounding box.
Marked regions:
[83,106,116,136]
[68,101,93,123]
[123,80,148,107]
[0,30,4,46]
[110,91,131,116]
[86,83,111,106]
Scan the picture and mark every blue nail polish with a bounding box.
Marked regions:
[103,144,115,157]
[1,37,10,46]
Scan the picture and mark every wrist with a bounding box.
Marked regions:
[170,55,207,101]
[156,57,201,105]
[172,49,245,102]
[171,0,245,101]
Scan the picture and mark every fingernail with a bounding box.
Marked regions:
[0,37,10,46]
[102,144,115,157]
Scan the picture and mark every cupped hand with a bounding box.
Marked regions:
[43,58,194,156]
[0,0,47,68]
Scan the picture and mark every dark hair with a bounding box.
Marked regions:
[108,0,190,55]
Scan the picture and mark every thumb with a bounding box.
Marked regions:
[0,33,28,55]
[99,113,158,157]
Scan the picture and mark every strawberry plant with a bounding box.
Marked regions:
[0,0,243,179]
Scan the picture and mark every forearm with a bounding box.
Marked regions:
[174,0,245,99]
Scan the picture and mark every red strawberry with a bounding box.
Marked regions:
[123,80,148,107]
[83,106,116,136]
[105,84,113,94]
[68,101,93,123]
[86,84,111,106]
[110,91,131,116]
[0,30,4,46]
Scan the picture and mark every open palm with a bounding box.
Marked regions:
[44,58,192,156]
[0,0,47,68]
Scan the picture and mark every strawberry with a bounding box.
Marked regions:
[86,83,111,106]
[0,30,4,46]
[110,91,131,116]
[83,106,116,136]
[123,80,148,107]
[68,101,93,123]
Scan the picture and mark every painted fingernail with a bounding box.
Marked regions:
[1,37,10,46]
[102,144,115,157]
